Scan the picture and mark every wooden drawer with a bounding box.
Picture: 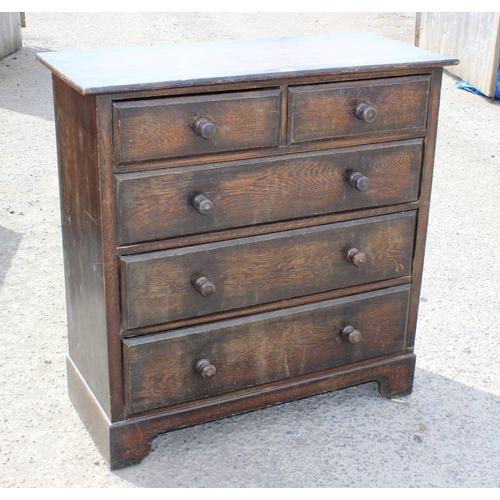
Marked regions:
[113,89,281,163]
[123,284,410,413]
[120,211,416,330]
[116,140,422,245]
[288,75,430,144]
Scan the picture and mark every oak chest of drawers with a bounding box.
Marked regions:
[38,33,458,469]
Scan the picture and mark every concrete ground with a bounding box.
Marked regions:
[0,12,499,487]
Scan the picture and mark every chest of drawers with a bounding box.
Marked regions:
[38,33,458,469]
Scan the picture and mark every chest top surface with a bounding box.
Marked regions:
[37,32,458,96]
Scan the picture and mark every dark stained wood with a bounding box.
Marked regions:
[123,285,410,413]
[342,325,362,344]
[193,276,215,297]
[113,353,416,469]
[347,248,367,267]
[108,67,431,102]
[279,84,288,145]
[405,67,444,350]
[114,89,281,163]
[355,102,378,122]
[193,117,217,139]
[117,202,420,257]
[67,357,113,465]
[41,33,453,471]
[116,140,423,245]
[36,33,458,96]
[120,212,416,329]
[70,348,415,469]
[123,276,412,338]
[288,75,430,144]
[195,359,217,379]
[95,94,124,420]
[376,354,416,398]
[52,75,112,418]
[349,171,371,191]
[191,194,214,215]
[113,127,427,175]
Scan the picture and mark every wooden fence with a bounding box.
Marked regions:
[415,12,500,97]
[0,12,23,59]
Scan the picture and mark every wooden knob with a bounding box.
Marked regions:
[192,194,214,215]
[349,172,371,192]
[342,325,362,344]
[193,276,215,297]
[193,117,217,139]
[346,248,366,267]
[196,359,216,379]
[355,102,377,123]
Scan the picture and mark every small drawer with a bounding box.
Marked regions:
[116,140,422,245]
[114,89,281,163]
[123,284,410,414]
[119,211,416,330]
[288,75,430,144]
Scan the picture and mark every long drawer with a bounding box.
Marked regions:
[123,284,411,414]
[288,75,430,144]
[114,89,282,163]
[120,211,416,330]
[116,140,422,245]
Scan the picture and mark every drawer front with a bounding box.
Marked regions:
[114,89,281,163]
[123,285,410,413]
[120,212,416,329]
[116,140,422,245]
[289,76,430,144]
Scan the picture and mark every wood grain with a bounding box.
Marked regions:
[108,67,430,102]
[123,285,410,413]
[40,32,454,470]
[114,89,281,163]
[122,276,412,338]
[116,203,420,257]
[95,94,124,420]
[52,75,114,418]
[116,139,423,245]
[120,211,416,329]
[289,75,430,144]
[416,12,500,97]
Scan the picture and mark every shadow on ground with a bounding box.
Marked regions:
[0,225,23,289]
[115,368,500,487]
[0,46,54,121]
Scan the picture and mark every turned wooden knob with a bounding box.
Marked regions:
[355,102,377,123]
[193,276,215,297]
[349,172,371,192]
[193,117,217,139]
[192,194,214,215]
[342,325,362,344]
[196,359,216,379]
[346,248,366,267]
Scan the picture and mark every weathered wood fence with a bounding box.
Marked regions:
[0,12,23,59]
[416,12,500,97]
